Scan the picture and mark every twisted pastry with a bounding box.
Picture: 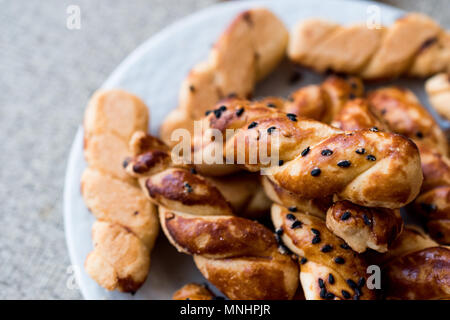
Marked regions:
[81,90,159,292]
[367,226,450,300]
[368,87,450,243]
[426,72,450,121]
[173,283,215,300]
[271,204,376,300]
[160,8,288,146]
[124,132,299,300]
[193,99,423,209]
[288,13,450,79]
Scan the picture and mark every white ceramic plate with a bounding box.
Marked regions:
[64,0,448,300]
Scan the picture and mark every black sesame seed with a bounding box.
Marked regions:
[334,257,345,264]
[346,279,357,289]
[363,214,372,226]
[279,160,284,166]
[311,228,320,236]
[328,274,335,284]
[341,211,351,221]
[205,110,212,116]
[356,148,366,155]
[366,155,376,161]
[301,146,311,157]
[311,168,321,176]
[236,107,244,117]
[300,257,308,264]
[312,236,321,244]
[288,206,297,212]
[320,288,327,299]
[420,203,437,212]
[340,243,351,250]
[248,121,258,129]
[318,278,325,288]
[267,126,276,134]
[219,105,227,112]
[267,103,277,108]
[286,213,296,221]
[325,292,335,300]
[184,183,193,193]
[337,160,351,168]
[214,109,222,118]
[321,244,333,253]
[357,277,365,288]
[286,113,297,122]
[370,127,379,132]
[275,228,283,236]
[291,220,303,229]
[189,167,197,174]
[416,131,424,139]
[342,290,351,299]
[321,149,333,156]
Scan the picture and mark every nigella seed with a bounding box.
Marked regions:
[311,228,320,236]
[214,109,222,118]
[337,160,351,168]
[291,220,302,229]
[288,206,297,212]
[267,103,277,108]
[321,244,333,253]
[342,290,351,299]
[311,168,321,176]
[286,213,296,221]
[346,279,357,289]
[340,243,350,250]
[267,126,276,134]
[363,214,372,226]
[279,160,284,166]
[275,228,283,236]
[236,107,244,117]
[321,149,333,156]
[320,288,327,299]
[219,105,227,112]
[184,183,193,193]
[357,277,365,288]
[205,110,212,116]
[334,257,345,264]
[370,127,379,132]
[325,292,335,300]
[190,167,197,174]
[328,274,335,284]
[248,121,258,129]
[318,278,324,288]
[286,113,297,122]
[356,148,366,155]
[300,257,308,264]
[312,236,321,244]
[416,131,424,138]
[341,211,351,221]
[366,155,376,161]
[301,146,310,157]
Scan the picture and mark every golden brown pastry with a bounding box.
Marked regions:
[81,90,159,293]
[368,87,450,243]
[288,13,450,79]
[124,132,299,300]
[173,283,215,300]
[193,99,423,209]
[272,204,376,300]
[160,8,288,146]
[426,73,450,121]
[368,227,450,300]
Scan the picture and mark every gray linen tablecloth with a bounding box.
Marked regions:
[0,0,447,299]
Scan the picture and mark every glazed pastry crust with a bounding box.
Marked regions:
[288,13,450,79]
[425,73,450,121]
[173,283,215,300]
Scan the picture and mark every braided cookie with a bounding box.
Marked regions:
[194,99,423,208]
[160,8,288,146]
[173,283,215,300]
[288,13,450,79]
[271,204,376,300]
[81,90,159,292]
[426,73,450,121]
[368,227,450,300]
[124,132,299,300]
[368,87,450,243]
